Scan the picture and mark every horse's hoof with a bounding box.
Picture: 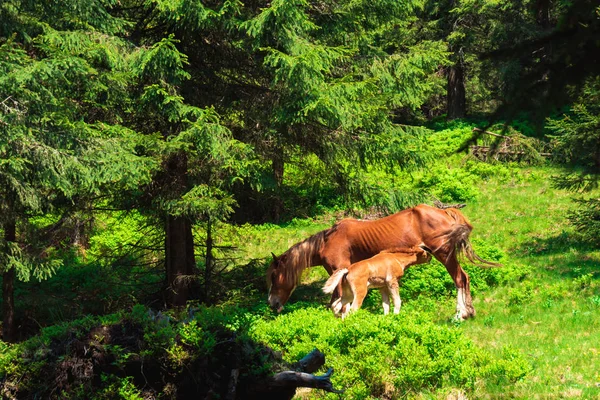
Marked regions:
[454,310,475,321]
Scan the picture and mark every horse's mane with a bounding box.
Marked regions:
[279,228,331,285]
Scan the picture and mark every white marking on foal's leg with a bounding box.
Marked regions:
[331,298,342,315]
[341,303,351,320]
[391,288,401,315]
[380,289,390,315]
[455,287,468,320]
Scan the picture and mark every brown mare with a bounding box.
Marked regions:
[266,204,498,320]
[322,246,432,319]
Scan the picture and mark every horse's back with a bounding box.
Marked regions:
[320,204,471,269]
[331,209,418,250]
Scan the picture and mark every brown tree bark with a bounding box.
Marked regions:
[2,220,17,342]
[535,0,550,29]
[447,53,466,120]
[204,216,214,303]
[271,153,285,221]
[165,215,196,307]
[164,152,196,307]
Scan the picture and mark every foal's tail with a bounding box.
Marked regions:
[447,224,502,268]
[323,269,348,294]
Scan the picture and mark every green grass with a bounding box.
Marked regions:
[454,166,600,399]
[234,165,600,399]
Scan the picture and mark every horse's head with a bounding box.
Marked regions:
[266,252,296,312]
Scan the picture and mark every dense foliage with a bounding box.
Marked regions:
[1,0,599,398]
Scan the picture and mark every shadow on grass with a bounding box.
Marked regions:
[290,280,331,309]
[0,305,315,400]
[518,231,600,279]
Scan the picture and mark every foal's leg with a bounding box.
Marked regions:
[322,255,352,315]
[340,283,354,320]
[350,282,368,312]
[389,283,402,314]
[380,288,390,315]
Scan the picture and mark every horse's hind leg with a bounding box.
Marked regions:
[380,288,390,315]
[322,258,351,315]
[328,275,344,315]
[340,283,354,319]
[350,283,368,313]
[388,282,401,314]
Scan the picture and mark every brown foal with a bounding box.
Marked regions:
[322,246,431,319]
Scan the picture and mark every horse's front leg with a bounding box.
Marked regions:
[442,255,475,320]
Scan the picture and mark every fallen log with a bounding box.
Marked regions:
[267,368,343,393]
[470,145,551,157]
[291,348,326,373]
[242,348,343,400]
[472,127,506,138]
[470,128,552,160]
[433,199,466,209]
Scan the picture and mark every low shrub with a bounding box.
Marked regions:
[250,307,531,399]
[418,165,480,203]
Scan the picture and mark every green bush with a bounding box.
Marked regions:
[426,123,475,156]
[418,165,480,203]
[463,159,523,183]
[402,262,455,299]
[249,307,531,399]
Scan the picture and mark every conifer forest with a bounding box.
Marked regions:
[1,0,599,399]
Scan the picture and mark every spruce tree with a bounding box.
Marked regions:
[0,1,156,341]
[547,77,600,243]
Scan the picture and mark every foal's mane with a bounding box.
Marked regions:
[279,228,331,285]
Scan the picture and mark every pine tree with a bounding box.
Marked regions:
[239,0,449,206]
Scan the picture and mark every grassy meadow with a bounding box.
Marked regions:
[462,169,600,399]
[225,165,600,399]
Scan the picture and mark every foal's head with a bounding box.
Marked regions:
[415,247,432,264]
[266,253,296,313]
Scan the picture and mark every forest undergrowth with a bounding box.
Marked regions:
[1,129,599,399]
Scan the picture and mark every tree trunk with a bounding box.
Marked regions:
[535,0,550,29]
[163,151,196,307]
[165,215,196,307]
[272,153,285,221]
[447,53,466,120]
[2,221,17,342]
[204,216,214,303]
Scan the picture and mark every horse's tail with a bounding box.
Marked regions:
[444,209,502,268]
[322,269,348,294]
